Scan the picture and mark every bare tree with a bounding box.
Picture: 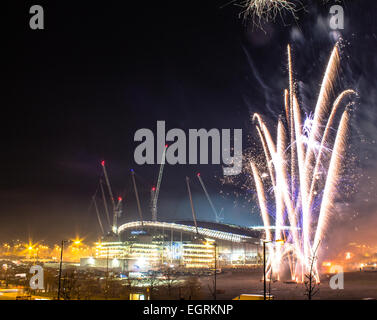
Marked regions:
[82,278,101,300]
[268,267,273,299]
[162,267,179,298]
[207,278,216,300]
[121,278,134,300]
[44,269,57,295]
[61,271,78,300]
[146,272,161,300]
[186,276,202,300]
[304,242,321,300]
[107,278,122,298]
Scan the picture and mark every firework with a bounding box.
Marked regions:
[251,43,355,282]
[242,0,297,24]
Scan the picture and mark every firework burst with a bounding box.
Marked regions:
[241,0,298,24]
[249,43,356,282]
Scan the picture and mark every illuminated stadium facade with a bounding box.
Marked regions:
[81,220,263,270]
[82,162,264,271]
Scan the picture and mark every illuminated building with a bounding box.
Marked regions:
[94,241,126,259]
[81,220,262,270]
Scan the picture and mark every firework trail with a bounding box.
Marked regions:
[251,43,355,281]
[313,109,350,253]
[288,45,297,207]
[243,46,275,115]
[307,89,356,213]
[256,126,276,187]
[250,160,272,241]
[304,46,340,172]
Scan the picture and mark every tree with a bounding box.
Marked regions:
[207,278,216,300]
[43,268,58,295]
[186,276,202,300]
[162,267,179,298]
[304,242,320,300]
[82,278,101,300]
[60,271,78,300]
[146,272,161,300]
[121,278,134,300]
[268,267,273,299]
[107,278,122,298]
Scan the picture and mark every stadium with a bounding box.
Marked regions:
[81,220,262,271]
[81,162,263,271]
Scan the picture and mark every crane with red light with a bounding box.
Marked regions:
[150,186,156,218]
[151,144,167,222]
[186,176,199,235]
[101,160,122,233]
[116,196,123,218]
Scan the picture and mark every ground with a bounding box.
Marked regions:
[198,270,377,300]
[2,269,377,300]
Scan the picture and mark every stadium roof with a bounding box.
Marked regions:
[117,220,261,243]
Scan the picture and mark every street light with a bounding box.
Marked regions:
[263,239,284,300]
[203,240,217,300]
[71,237,82,246]
[57,240,71,300]
[213,242,217,300]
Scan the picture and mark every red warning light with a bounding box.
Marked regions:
[197,173,201,177]
[118,197,122,201]
[165,144,168,148]
[101,160,105,167]
[152,187,156,191]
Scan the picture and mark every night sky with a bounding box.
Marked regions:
[2,1,377,247]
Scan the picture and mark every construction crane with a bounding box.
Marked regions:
[196,173,224,223]
[150,186,156,217]
[115,196,123,218]
[217,208,224,223]
[131,169,144,226]
[101,160,118,233]
[186,176,199,235]
[92,195,105,234]
[99,179,111,228]
[151,144,167,221]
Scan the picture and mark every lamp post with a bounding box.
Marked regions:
[263,241,266,301]
[203,240,217,300]
[35,248,39,264]
[105,248,109,300]
[214,242,217,301]
[263,239,284,300]
[57,240,69,300]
